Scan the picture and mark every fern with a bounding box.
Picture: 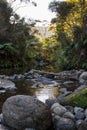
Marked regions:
[0,43,18,53]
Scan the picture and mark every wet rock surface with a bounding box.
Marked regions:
[60,87,87,108]
[2,95,51,130]
[51,103,87,130]
[0,69,87,130]
[0,79,16,93]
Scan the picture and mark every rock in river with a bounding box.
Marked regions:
[60,88,87,108]
[79,72,87,84]
[2,95,51,130]
[0,79,16,93]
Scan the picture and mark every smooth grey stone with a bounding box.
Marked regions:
[59,88,67,94]
[2,95,51,130]
[0,79,16,92]
[63,81,74,86]
[53,115,61,122]
[63,112,75,120]
[76,120,84,128]
[45,98,56,107]
[55,117,75,130]
[75,111,85,120]
[74,107,84,114]
[51,103,67,115]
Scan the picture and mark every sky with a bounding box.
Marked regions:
[8,0,64,25]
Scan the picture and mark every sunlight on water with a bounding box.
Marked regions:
[0,81,59,112]
[34,86,59,103]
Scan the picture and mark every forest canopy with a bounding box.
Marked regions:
[0,0,87,71]
[48,0,87,70]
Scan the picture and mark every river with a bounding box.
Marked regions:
[0,67,60,112]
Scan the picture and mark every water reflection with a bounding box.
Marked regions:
[19,80,59,103]
[35,87,59,103]
[22,81,59,103]
[0,80,59,112]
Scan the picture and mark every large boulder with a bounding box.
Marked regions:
[2,95,51,130]
[60,88,87,108]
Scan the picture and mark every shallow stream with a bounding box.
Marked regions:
[0,79,60,113]
[0,68,79,113]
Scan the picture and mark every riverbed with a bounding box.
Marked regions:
[0,69,80,113]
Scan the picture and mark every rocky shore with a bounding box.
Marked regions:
[0,69,87,130]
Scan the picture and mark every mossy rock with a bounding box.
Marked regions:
[60,87,87,108]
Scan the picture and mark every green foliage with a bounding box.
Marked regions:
[0,0,39,68]
[49,0,87,70]
[81,59,87,69]
[0,43,17,53]
[25,38,41,58]
[60,88,87,108]
[53,47,66,70]
[40,36,58,62]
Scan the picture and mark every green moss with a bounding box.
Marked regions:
[60,87,87,108]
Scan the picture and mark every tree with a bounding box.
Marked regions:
[0,0,38,68]
[49,0,87,70]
